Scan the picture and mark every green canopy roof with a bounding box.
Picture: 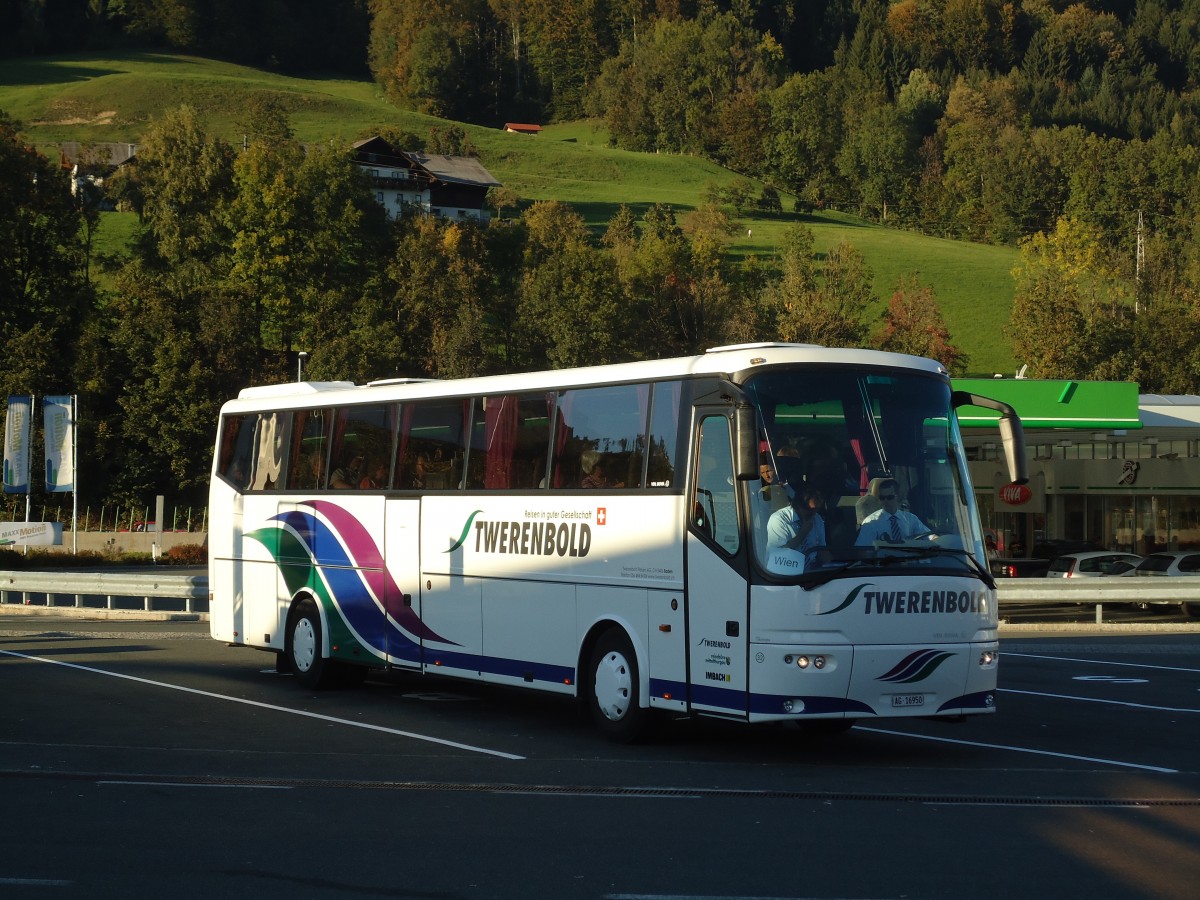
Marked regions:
[952,379,1141,430]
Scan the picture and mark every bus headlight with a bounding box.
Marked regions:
[795,654,826,670]
[979,649,997,666]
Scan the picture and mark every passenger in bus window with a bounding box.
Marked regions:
[359,459,388,490]
[581,450,623,488]
[330,451,363,489]
[408,452,429,489]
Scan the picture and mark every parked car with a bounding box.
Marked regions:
[991,557,1051,578]
[1124,550,1200,616]
[993,539,1102,578]
[1032,539,1100,560]
[1046,551,1142,578]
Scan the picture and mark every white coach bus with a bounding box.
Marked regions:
[209,343,1026,740]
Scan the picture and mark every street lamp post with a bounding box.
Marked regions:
[297,351,308,382]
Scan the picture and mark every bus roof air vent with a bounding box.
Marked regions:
[366,377,439,387]
[237,381,356,400]
[706,342,823,354]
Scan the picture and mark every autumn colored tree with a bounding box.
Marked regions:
[874,274,969,374]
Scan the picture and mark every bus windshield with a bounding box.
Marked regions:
[745,368,987,582]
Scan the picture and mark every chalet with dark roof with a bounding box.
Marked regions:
[352,137,502,221]
[59,142,138,209]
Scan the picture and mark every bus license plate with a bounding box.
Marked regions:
[891,693,925,708]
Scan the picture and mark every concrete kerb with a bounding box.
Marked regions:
[0,606,204,622]
[999,621,1200,633]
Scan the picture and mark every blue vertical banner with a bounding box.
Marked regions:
[3,395,32,494]
[44,395,75,493]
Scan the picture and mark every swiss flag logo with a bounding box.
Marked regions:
[597,508,607,525]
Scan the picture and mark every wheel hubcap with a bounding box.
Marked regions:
[594,650,632,721]
[292,617,316,673]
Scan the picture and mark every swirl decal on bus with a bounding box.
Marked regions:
[876,649,954,684]
[247,500,456,659]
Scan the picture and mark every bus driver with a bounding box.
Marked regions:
[855,478,929,545]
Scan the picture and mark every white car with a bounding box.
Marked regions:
[1046,551,1142,578]
[1129,550,1200,577]
[1124,550,1200,616]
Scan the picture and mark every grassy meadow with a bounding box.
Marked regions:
[0,52,1021,375]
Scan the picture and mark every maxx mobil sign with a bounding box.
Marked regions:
[994,472,1045,512]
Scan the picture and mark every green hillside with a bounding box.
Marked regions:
[0,52,1020,375]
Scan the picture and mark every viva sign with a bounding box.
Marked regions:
[998,483,1033,505]
[995,474,1043,512]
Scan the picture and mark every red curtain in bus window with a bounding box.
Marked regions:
[332,407,350,460]
[844,399,875,493]
[483,395,517,489]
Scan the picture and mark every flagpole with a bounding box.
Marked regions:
[24,392,34,525]
[72,394,78,555]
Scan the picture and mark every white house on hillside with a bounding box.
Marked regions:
[352,137,502,221]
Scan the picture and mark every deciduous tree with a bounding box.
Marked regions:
[873,274,969,373]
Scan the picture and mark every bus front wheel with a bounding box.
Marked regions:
[587,628,653,743]
[287,599,336,690]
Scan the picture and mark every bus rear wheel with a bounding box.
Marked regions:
[287,599,336,690]
[587,628,653,743]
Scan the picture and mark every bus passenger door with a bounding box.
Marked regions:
[383,498,422,670]
[685,412,750,719]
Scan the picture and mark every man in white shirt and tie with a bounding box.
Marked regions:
[855,478,930,545]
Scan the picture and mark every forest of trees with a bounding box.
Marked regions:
[1,103,967,511]
[4,1,1200,511]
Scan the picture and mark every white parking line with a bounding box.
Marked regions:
[97,780,292,789]
[0,649,525,761]
[857,726,1179,773]
[1005,651,1200,674]
[999,687,1200,714]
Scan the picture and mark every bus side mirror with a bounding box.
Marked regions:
[996,412,1027,486]
[733,403,758,481]
[952,391,1029,486]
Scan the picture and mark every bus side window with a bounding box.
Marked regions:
[397,398,469,490]
[550,384,649,490]
[693,416,739,554]
[250,412,285,490]
[647,381,681,488]
[331,403,395,490]
[287,409,329,491]
[217,414,255,490]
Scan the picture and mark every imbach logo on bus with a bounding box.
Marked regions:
[446,508,596,558]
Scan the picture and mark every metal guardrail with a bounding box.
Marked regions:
[997,577,1200,622]
[0,571,1196,623]
[0,570,208,615]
